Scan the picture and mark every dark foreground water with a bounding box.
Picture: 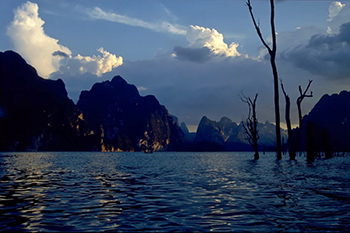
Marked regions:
[0,152,349,232]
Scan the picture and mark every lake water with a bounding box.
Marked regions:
[0,152,349,232]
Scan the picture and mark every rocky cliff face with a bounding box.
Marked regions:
[0,51,84,151]
[299,91,350,152]
[0,50,183,152]
[77,75,184,152]
[193,116,285,151]
[195,116,240,144]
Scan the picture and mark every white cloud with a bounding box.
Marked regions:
[159,3,178,21]
[186,25,241,57]
[87,7,186,35]
[137,86,147,92]
[86,7,241,60]
[327,1,349,34]
[86,8,241,59]
[281,22,350,80]
[7,1,71,78]
[7,1,123,79]
[277,2,350,80]
[328,1,345,22]
[71,48,123,77]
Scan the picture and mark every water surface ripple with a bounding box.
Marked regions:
[0,152,349,232]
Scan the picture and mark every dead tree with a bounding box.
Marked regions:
[281,81,296,160]
[297,80,313,130]
[246,0,282,160]
[297,80,313,161]
[241,93,260,160]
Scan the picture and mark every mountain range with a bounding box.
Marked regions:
[1,50,349,152]
[181,116,287,151]
[0,50,183,152]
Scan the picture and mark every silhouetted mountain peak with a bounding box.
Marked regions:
[77,75,183,151]
[219,116,233,125]
[307,90,350,121]
[2,50,29,68]
[300,90,350,152]
[1,51,184,152]
[199,116,209,123]
[0,50,83,151]
[1,50,40,83]
[111,75,128,86]
[180,122,190,135]
[194,116,285,151]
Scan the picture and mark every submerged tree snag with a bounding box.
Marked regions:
[281,81,296,160]
[297,80,313,130]
[281,79,313,160]
[246,0,282,160]
[241,93,260,160]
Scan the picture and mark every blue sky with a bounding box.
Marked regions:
[1,0,350,132]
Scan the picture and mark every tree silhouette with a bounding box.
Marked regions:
[281,81,296,160]
[281,80,313,160]
[240,93,259,160]
[297,80,313,130]
[246,0,282,160]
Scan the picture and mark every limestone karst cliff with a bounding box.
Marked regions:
[0,50,84,151]
[0,51,183,151]
[77,75,184,152]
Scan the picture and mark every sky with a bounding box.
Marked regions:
[1,0,350,132]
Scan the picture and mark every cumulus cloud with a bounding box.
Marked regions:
[327,1,349,34]
[328,1,345,22]
[87,7,186,35]
[282,21,350,79]
[7,1,72,78]
[66,48,123,77]
[276,26,326,53]
[7,1,123,79]
[86,7,242,62]
[173,25,242,62]
[187,25,241,57]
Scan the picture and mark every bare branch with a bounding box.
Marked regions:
[297,80,313,104]
[240,92,259,159]
[298,85,303,96]
[270,0,277,55]
[246,0,272,53]
[281,81,288,98]
[297,79,313,129]
[303,79,313,97]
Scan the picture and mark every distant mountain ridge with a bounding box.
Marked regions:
[183,116,286,151]
[2,50,349,153]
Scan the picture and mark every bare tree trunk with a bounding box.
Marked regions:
[297,80,313,161]
[306,122,315,163]
[240,93,259,160]
[271,57,282,160]
[246,0,282,159]
[297,80,313,130]
[251,94,259,160]
[281,82,296,160]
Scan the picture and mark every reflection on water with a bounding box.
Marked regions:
[0,152,349,232]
